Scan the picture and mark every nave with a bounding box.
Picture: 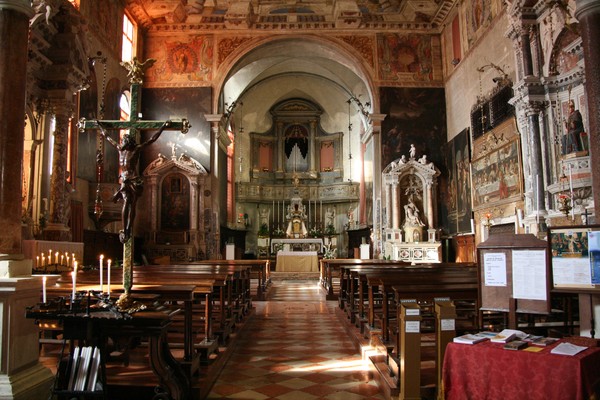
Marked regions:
[207,279,384,400]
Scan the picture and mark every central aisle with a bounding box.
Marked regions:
[207,279,384,399]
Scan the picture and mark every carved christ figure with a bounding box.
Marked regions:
[95,119,172,243]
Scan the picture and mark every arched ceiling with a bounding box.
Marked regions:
[222,37,372,135]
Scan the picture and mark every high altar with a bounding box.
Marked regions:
[278,197,324,249]
[382,148,442,263]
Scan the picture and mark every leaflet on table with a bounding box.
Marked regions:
[550,342,588,356]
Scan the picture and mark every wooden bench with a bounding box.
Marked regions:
[346,264,478,344]
[190,259,271,300]
[320,258,410,300]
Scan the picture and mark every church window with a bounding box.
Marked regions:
[121,13,135,63]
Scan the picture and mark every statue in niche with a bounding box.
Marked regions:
[404,195,425,227]
[563,100,586,154]
[325,206,336,228]
[285,200,308,238]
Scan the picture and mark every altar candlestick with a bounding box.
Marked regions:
[107,259,112,295]
[66,255,69,268]
[36,256,39,269]
[60,255,64,266]
[99,254,104,293]
[48,250,52,262]
[42,276,47,303]
[41,255,45,267]
[55,252,59,264]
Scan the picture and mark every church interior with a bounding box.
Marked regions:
[1,0,600,398]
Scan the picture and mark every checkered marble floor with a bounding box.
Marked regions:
[207,280,384,399]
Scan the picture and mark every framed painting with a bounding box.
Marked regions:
[471,137,522,210]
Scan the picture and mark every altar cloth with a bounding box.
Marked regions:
[276,251,319,272]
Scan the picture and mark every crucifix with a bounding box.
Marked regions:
[78,57,190,312]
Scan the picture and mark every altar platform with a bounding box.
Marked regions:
[275,251,319,272]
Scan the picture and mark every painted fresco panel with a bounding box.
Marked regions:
[145,35,213,85]
[377,33,433,82]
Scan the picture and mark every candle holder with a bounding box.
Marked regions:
[482,212,492,229]
[558,194,572,217]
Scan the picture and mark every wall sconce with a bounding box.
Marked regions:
[482,212,492,229]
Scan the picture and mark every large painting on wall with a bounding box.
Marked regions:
[442,128,473,235]
[141,87,212,172]
[380,87,447,171]
[471,137,522,209]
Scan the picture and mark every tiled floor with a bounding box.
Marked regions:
[207,279,385,399]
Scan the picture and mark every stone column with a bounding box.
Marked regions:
[575,0,600,340]
[392,182,399,229]
[520,26,534,77]
[426,180,434,229]
[276,120,284,173]
[44,102,73,242]
[385,181,392,228]
[576,0,600,210]
[525,104,547,217]
[0,0,31,259]
[0,3,56,398]
[309,120,316,172]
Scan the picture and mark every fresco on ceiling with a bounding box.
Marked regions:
[380,87,447,226]
[218,37,251,64]
[145,36,213,85]
[465,0,494,47]
[336,36,375,68]
[140,87,212,172]
[377,33,433,82]
[442,128,473,235]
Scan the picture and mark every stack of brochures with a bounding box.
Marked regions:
[490,329,528,343]
[453,331,497,344]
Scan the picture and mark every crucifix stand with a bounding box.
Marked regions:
[78,57,190,313]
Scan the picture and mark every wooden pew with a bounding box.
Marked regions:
[320,258,410,300]
[345,264,477,343]
[191,259,271,300]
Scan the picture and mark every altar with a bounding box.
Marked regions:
[271,238,323,253]
[275,251,319,272]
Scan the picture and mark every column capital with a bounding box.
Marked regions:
[0,0,33,17]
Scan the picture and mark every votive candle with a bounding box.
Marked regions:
[107,259,111,295]
[99,254,104,293]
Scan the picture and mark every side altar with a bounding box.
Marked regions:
[382,147,442,263]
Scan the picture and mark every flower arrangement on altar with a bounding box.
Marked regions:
[558,193,572,217]
[308,227,322,238]
[324,224,336,236]
[271,227,285,238]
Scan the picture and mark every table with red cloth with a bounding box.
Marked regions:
[442,340,600,400]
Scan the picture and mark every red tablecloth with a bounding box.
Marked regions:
[442,340,600,400]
